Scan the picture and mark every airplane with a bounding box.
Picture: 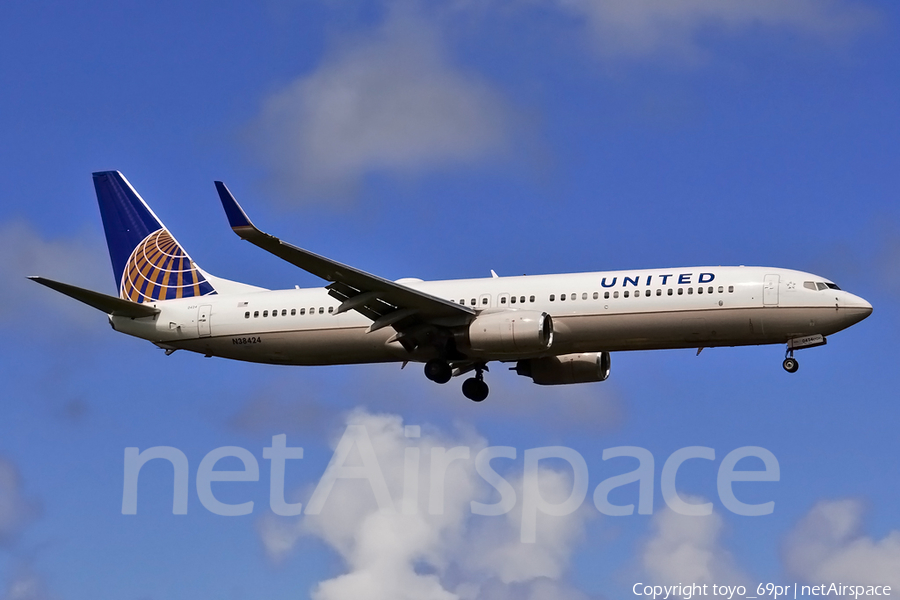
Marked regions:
[30,171,873,402]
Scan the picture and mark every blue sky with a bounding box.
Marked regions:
[1,1,899,599]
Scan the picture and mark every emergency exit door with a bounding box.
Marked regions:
[198,305,212,337]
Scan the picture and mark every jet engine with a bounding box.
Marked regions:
[465,311,553,356]
[515,352,611,385]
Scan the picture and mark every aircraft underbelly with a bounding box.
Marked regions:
[176,326,400,365]
[549,306,849,353]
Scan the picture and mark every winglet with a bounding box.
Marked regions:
[215,181,255,231]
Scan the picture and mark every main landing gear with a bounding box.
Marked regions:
[424,359,490,402]
[462,365,489,402]
[424,358,452,384]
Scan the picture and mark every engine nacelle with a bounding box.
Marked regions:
[515,352,611,385]
[466,311,553,356]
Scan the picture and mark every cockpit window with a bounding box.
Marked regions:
[825,282,841,290]
[803,281,817,291]
[815,282,828,291]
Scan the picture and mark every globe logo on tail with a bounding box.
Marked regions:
[121,229,215,303]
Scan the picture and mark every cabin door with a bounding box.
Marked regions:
[763,275,779,307]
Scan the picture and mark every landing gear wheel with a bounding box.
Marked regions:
[462,377,489,402]
[424,359,452,384]
[783,357,799,373]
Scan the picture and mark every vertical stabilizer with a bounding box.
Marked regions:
[93,171,216,303]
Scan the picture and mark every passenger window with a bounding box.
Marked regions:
[254,311,259,317]
[300,308,305,315]
[291,309,296,316]
[482,297,488,305]
[728,286,734,293]
[668,289,673,296]
[263,310,269,317]
[530,295,535,302]
[698,287,704,294]
[624,290,630,298]
[678,288,684,295]
[470,298,476,306]
[328,306,334,313]
[271,309,277,317]
[521,296,526,303]
[613,291,619,298]
[718,286,724,293]
[656,289,661,296]
[282,309,287,316]
[511,296,517,304]
[593,292,599,300]
[571,293,576,300]
[582,292,587,300]
[645,289,651,297]
[560,294,566,301]
[318,307,324,314]
[501,297,507,304]
[244,311,250,319]
[550,294,555,301]
[604,291,609,299]
[688,288,693,295]
[708,287,713,294]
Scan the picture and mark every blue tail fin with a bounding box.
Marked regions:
[93,171,216,303]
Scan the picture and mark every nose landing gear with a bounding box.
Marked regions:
[783,348,799,373]
[462,364,489,402]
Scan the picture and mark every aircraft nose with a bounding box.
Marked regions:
[842,293,873,323]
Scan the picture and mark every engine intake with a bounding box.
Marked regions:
[466,311,553,356]
[516,352,611,385]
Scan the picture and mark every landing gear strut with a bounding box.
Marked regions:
[783,349,799,373]
[462,364,489,402]
[424,359,452,384]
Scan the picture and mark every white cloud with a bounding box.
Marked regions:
[256,409,593,600]
[0,220,111,329]
[784,499,900,588]
[0,457,40,545]
[249,12,510,199]
[641,497,748,586]
[1,569,52,600]
[545,0,875,61]
[228,362,624,440]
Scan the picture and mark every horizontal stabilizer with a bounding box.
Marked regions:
[28,277,160,318]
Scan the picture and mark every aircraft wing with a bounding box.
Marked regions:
[29,276,161,318]
[215,182,475,335]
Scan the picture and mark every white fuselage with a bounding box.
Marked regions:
[111,266,872,365]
